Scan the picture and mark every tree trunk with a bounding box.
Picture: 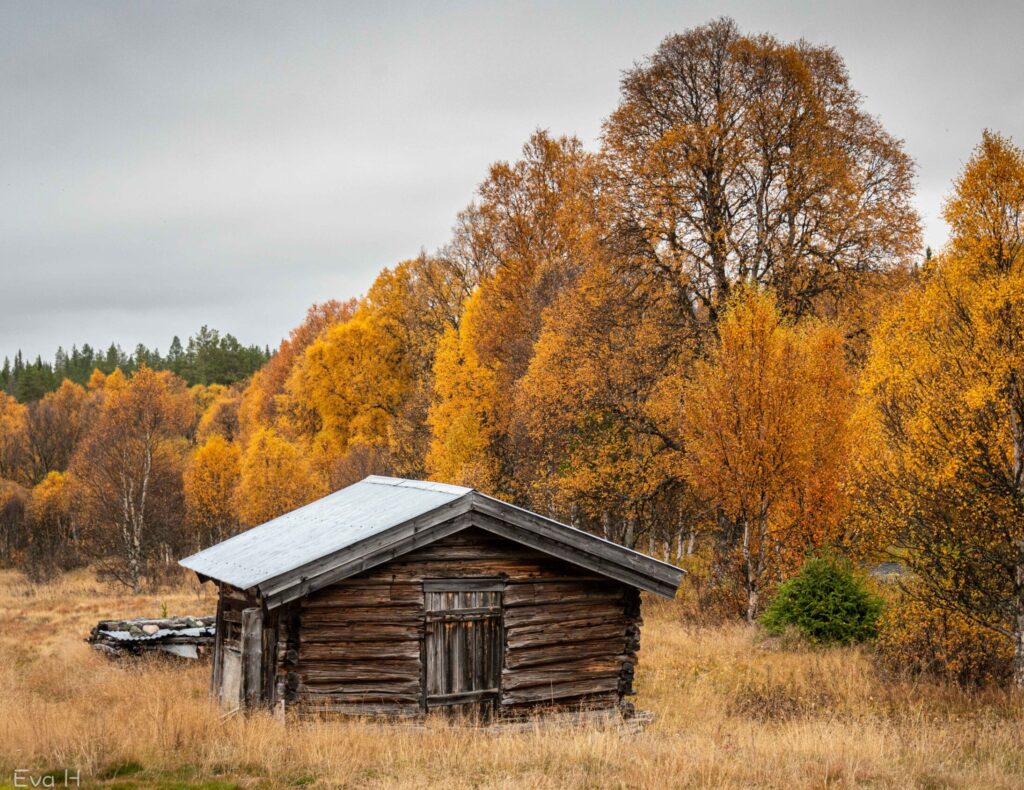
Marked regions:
[1012,378,1024,687]
[1015,541,1024,688]
[624,513,637,549]
[741,518,757,623]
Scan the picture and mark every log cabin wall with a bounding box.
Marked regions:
[282,526,642,718]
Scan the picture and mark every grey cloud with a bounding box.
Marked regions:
[1,0,1022,360]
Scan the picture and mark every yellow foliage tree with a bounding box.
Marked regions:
[518,258,685,548]
[237,300,357,442]
[855,131,1024,684]
[427,131,600,501]
[235,428,324,527]
[25,471,82,580]
[426,297,500,491]
[285,259,464,486]
[679,288,853,621]
[184,435,241,547]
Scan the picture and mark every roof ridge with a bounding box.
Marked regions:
[363,475,474,496]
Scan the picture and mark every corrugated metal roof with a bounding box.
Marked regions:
[179,476,472,590]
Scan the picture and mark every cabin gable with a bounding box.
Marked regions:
[257,492,680,608]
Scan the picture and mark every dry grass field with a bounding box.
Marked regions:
[1,568,1023,789]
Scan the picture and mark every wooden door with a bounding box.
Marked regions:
[423,579,503,711]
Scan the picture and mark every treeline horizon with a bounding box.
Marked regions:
[2,17,1023,687]
[0,325,273,402]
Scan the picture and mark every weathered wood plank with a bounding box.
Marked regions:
[300,605,423,625]
[503,666,622,692]
[241,607,262,709]
[299,623,421,642]
[296,702,422,718]
[299,661,420,683]
[302,583,423,608]
[504,638,628,669]
[299,640,420,661]
[506,621,627,650]
[502,600,625,628]
[500,675,620,705]
[500,691,620,712]
[298,678,421,695]
[503,581,624,607]
[506,614,627,637]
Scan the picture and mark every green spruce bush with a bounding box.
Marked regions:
[761,556,882,645]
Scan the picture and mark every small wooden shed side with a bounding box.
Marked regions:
[180,476,684,718]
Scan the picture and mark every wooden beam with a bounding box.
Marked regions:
[468,511,679,598]
[241,607,263,710]
[469,493,684,594]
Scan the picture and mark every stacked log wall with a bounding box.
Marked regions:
[288,526,639,717]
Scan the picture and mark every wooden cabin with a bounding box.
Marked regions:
[180,476,683,719]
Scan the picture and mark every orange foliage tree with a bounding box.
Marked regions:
[426,131,600,501]
[0,393,30,486]
[679,289,853,621]
[24,379,90,482]
[602,18,919,327]
[71,367,194,592]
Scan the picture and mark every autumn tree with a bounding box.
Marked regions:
[196,387,242,442]
[24,471,82,581]
[426,294,501,492]
[24,379,89,482]
[602,18,919,328]
[71,367,193,592]
[184,434,241,548]
[518,258,688,549]
[238,300,356,441]
[427,131,601,500]
[0,480,27,565]
[0,393,30,486]
[855,132,1024,684]
[235,428,324,527]
[679,289,853,622]
[289,256,475,487]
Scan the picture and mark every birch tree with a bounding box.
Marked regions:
[71,367,192,592]
[679,289,852,622]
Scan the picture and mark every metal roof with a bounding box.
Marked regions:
[179,476,471,590]
[180,475,685,602]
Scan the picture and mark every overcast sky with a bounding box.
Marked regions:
[2,1,1022,361]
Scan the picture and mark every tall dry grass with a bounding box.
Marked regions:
[1,570,1022,788]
